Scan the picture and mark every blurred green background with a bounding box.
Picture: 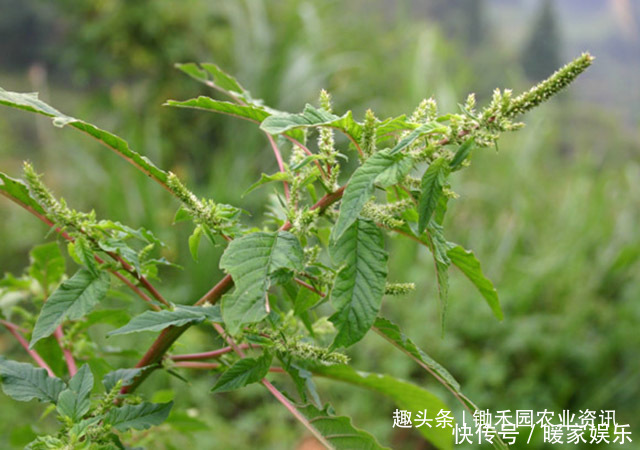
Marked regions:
[0,0,639,448]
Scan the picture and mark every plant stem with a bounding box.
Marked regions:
[54,327,77,376]
[266,133,290,200]
[261,379,332,448]
[170,344,253,361]
[1,320,55,376]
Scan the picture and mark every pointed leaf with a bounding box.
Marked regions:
[188,225,203,261]
[166,97,269,123]
[31,269,110,347]
[389,121,448,155]
[211,352,272,393]
[449,138,475,171]
[297,403,388,449]
[447,246,503,320]
[102,367,149,392]
[329,219,387,349]
[428,223,452,332]
[57,364,93,421]
[0,171,45,215]
[243,172,292,197]
[0,358,65,403]
[261,104,362,143]
[0,88,168,183]
[104,401,173,432]
[220,231,304,334]
[29,242,66,290]
[418,157,449,233]
[372,318,509,450]
[107,305,221,336]
[312,365,453,450]
[176,63,247,96]
[333,149,411,241]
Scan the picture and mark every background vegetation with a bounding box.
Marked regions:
[0,0,638,448]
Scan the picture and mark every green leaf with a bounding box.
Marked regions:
[449,137,475,171]
[297,403,388,450]
[102,367,148,392]
[418,157,449,233]
[173,206,191,224]
[104,401,173,432]
[0,88,168,183]
[447,245,503,320]
[373,317,509,450]
[0,358,65,403]
[220,231,304,334]
[188,225,203,261]
[30,269,111,347]
[375,114,416,137]
[373,317,465,405]
[176,62,247,97]
[166,97,269,123]
[211,352,272,393]
[333,149,410,241]
[428,223,452,332]
[0,171,46,215]
[329,219,387,349]
[243,172,292,197]
[71,237,99,277]
[29,242,66,290]
[57,364,93,421]
[294,286,322,316]
[107,305,221,336]
[389,121,448,155]
[312,365,453,450]
[97,239,141,273]
[261,104,362,143]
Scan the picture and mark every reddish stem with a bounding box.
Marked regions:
[1,320,55,376]
[54,327,77,376]
[170,344,254,361]
[266,133,290,200]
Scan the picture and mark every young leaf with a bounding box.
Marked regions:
[449,138,475,171]
[29,242,66,291]
[107,305,222,336]
[104,401,173,432]
[188,225,203,261]
[30,269,111,347]
[175,62,247,97]
[102,367,149,392]
[418,157,449,233]
[243,172,292,197]
[389,121,448,155]
[333,149,410,241]
[0,358,65,403]
[0,171,46,215]
[447,245,503,320]
[329,219,387,349]
[211,352,272,393]
[71,237,99,277]
[296,403,388,450]
[56,364,93,421]
[312,365,453,450]
[220,231,304,334]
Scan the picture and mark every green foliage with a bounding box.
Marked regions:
[210,352,272,394]
[30,269,110,347]
[0,358,65,403]
[0,51,591,449]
